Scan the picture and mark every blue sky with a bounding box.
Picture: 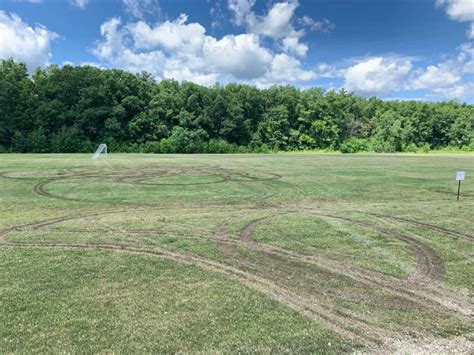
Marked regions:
[0,0,473,102]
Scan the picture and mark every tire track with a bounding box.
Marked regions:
[0,239,378,347]
[295,209,446,284]
[215,209,470,317]
[274,210,472,314]
[31,167,281,204]
[367,212,474,242]
[3,205,455,313]
[214,215,414,344]
[2,206,471,350]
[0,208,141,243]
[0,206,381,347]
[4,165,472,350]
[213,208,471,341]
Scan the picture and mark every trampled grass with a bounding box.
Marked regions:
[0,153,473,352]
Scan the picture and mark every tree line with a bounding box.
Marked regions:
[1,59,473,154]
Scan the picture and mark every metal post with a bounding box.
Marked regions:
[457,180,461,201]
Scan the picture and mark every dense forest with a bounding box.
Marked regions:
[1,59,473,154]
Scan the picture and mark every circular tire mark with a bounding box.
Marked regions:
[32,166,282,204]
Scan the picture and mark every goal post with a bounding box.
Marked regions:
[92,144,107,160]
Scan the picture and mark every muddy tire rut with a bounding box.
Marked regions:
[1,166,472,351]
[214,208,472,347]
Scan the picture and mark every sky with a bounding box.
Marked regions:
[0,0,473,102]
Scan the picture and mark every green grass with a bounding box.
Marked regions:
[0,248,350,353]
[0,153,473,352]
[252,214,417,278]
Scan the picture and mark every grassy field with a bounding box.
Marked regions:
[0,153,473,353]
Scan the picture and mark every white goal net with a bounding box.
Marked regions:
[92,144,107,160]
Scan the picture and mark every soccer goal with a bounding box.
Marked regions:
[92,143,107,160]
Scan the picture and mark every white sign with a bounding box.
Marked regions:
[456,171,465,181]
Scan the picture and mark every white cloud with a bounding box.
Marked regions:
[335,50,472,100]
[60,60,105,69]
[457,42,474,73]
[343,57,413,96]
[243,0,302,58]
[126,15,273,80]
[79,61,104,68]
[409,42,474,100]
[228,0,255,26]
[123,0,161,20]
[71,0,89,9]
[90,3,471,102]
[128,14,205,53]
[411,64,461,89]
[298,16,334,32]
[204,34,273,80]
[431,83,474,100]
[93,17,166,76]
[163,66,218,87]
[92,13,316,86]
[314,63,345,78]
[468,23,474,39]
[437,0,474,39]
[281,34,308,56]
[246,1,298,39]
[0,11,58,72]
[209,0,225,29]
[238,1,331,58]
[259,53,316,86]
[94,18,124,60]
[436,0,474,22]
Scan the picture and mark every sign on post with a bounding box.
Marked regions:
[456,171,465,200]
[456,171,465,181]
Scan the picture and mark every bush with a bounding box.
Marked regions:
[203,139,238,153]
[51,126,86,153]
[128,143,144,153]
[462,142,474,152]
[142,141,162,153]
[433,145,474,153]
[340,138,370,153]
[12,131,29,153]
[370,139,396,153]
[105,140,126,153]
[403,143,418,153]
[29,128,48,153]
[252,144,272,153]
[157,127,208,153]
[237,146,252,153]
[419,143,431,153]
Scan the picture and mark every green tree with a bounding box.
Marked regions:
[1,59,473,153]
[252,105,290,150]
